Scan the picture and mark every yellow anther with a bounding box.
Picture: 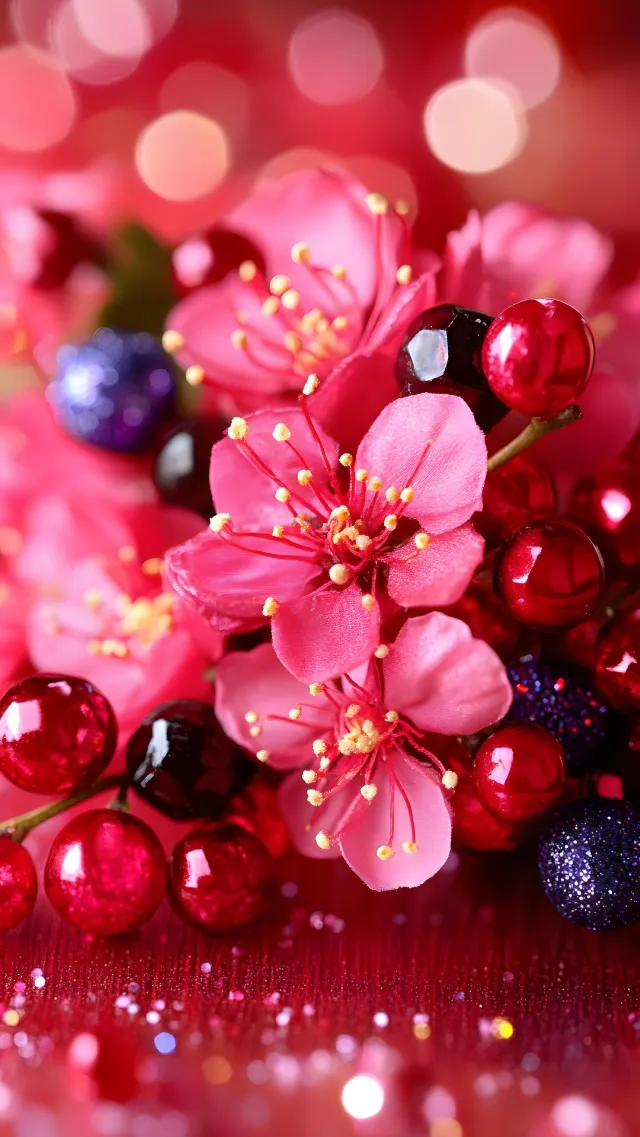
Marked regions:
[275,487,291,503]
[402,841,419,855]
[361,784,378,801]
[272,422,291,442]
[385,486,400,502]
[346,704,361,718]
[396,264,413,286]
[385,710,399,723]
[210,512,231,532]
[383,514,398,531]
[228,417,249,440]
[239,260,257,282]
[284,330,302,353]
[442,770,459,790]
[282,288,300,310]
[309,684,324,697]
[261,296,280,317]
[332,316,349,330]
[262,598,279,617]
[312,738,327,754]
[338,737,357,756]
[374,645,390,659]
[272,525,284,538]
[366,192,389,215]
[141,558,164,575]
[330,505,349,522]
[291,241,311,264]
[331,265,347,279]
[401,486,414,503]
[376,845,395,861]
[161,329,184,353]
[339,453,353,467]
[83,589,102,610]
[256,750,270,763]
[118,545,136,563]
[362,720,377,736]
[297,469,313,486]
[300,309,322,334]
[315,831,332,850]
[368,476,383,493]
[185,364,204,386]
[355,469,368,483]
[361,593,375,611]
[302,769,317,784]
[231,329,248,350]
[329,564,352,586]
[414,533,430,550]
[355,535,372,551]
[249,725,262,737]
[289,705,302,720]
[319,756,331,771]
[270,274,291,296]
[395,199,410,215]
[244,711,259,723]
[302,373,319,395]
[295,515,311,531]
[307,789,323,807]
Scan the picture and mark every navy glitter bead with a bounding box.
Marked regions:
[50,328,177,453]
[538,798,640,930]
[506,655,608,775]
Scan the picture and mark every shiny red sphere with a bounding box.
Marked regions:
[452,775,526,851]
[496,520,604,631]
[0,837,37,930]
[0,674,116,795]
[171,227,266,295]
[444,581,521,658]
[45,810,166,937]
[481,298,594,417]
[595,611,640,715]
[570,462,640,570]
[168,822,275,933]
[478,454,555,545]
[473,724,566,823]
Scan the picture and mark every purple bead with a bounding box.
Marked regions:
[50,328,177,453]
[538,798,640,930]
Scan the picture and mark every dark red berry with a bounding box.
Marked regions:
[570,461,640,571]
[395,304,508,431]
[0,674,116,795]
[168,822,275,933]
[452,775,527,851]
[482,298,594,417]
[0,837,37,930]
[44,809,166,936]
[478,453,555,545]
[171,227,266,295]
[2,208,103,292]
[496,520,604,632]
[127,699,253,822]
[473,723,566,823]
[443,581,521,658]
[227,779,292,859]
[595,610,640,715]
[153,418,226,518]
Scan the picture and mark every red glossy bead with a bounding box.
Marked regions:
[0,837,37,930]
[473,723,566,823]
[228,779,292,859]
[2,208,103,291]
[452,775,527,851]
[0,674,117,795]
[496,520,604,632]
[443,581,521,658]
[45,810,166,937]
[595,611,640,715]
[482,298,595,417]
[168,822,275,933]
[171,227,266,294]
[570,462,640,570]
[478,454,555,545]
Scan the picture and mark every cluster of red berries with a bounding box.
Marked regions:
[0,675,276,937]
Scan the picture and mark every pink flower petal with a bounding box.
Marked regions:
[386,524,485,608]
[382,612,512,734]
[354,394,487,534]
[339,755,451,890]
[215,643,334,770]
[272,581,380,682]
[278,770,349,860]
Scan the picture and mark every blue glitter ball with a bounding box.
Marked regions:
[50,328,177,453]
[538,798,640,930]
[506,655,608,775]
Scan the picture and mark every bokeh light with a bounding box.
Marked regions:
[159,62,250,140]
[550,1096,600,1137]
[255,146,338,188]
[424,79,526,174]
[72,0,151,59]
[465,8,561,109]
[135,111,230,201]
[341,1074,384,1119]
[50,1,141,85]
[288,9,384,106]
[0,45,76,152]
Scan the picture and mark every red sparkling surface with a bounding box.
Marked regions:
[473,723,566,823]
[452,775,528,850]
[481,298,595,417]
[44,809,166,936]
[0,674,117,795]
[168,822,275,933]
[0,836,37,930]
[595,610,640,714]
[496,520,604,632]
[478,454,556,546]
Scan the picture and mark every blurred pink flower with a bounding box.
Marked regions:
[215,614,512,889]
[166,392,486,683]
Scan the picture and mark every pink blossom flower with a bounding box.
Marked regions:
[165,167,440,443]
[27,505,221,732]
[215,613,512,889]
[166,392,487,682]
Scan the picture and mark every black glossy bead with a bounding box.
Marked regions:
[395,304,508,431]
[153,418,226,518]
[171,227,266,295]
[126,700,254,821]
